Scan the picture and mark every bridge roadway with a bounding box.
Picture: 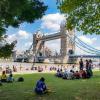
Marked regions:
[69,55,100,58]
[38,55,100,59]
[39,32,64,41]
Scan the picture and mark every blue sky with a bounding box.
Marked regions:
[6,0,100,54]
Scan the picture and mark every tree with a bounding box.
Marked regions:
[58,0,100,34]
[0,42,15,58]
[0,0,47,35]
[0,0,47,58]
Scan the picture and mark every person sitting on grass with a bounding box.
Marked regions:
[79,70,87,79]
[56,69,63,77]
[1,71,7,82]
[7,73,14,83]
[55,69,60,76]
[35,77,48,94]
[62,69,68,79]
[74,71,80,79]
[67,70,74,80]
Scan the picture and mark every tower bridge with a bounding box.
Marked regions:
[15,23,100,63]
[33,23,75,63]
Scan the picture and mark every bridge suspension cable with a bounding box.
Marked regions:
[75,35,100,53]
[75,40,99,55]
[75,39,100,54]
[66,33,100,55]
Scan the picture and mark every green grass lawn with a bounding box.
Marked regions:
[0,71,100,100]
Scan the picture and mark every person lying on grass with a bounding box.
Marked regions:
[35,77,51,94]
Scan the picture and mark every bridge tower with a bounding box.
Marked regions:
[60,23,75,63]
[33,31,44,62]
[60,23,68,63]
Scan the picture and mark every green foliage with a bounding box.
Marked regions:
[59,0,100,34]
[0,41,15,58]
[0,0,47,35]
[0,0,47,58]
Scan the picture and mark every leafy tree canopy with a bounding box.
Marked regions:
[59,0,100,34]
[0,41,15,58]
[0,0,47,58]
[0,0,47,35]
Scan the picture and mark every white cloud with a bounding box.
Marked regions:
[78,35,97,45]
[6,30,32,53]
[7,30,31,43]
[41,13,66,32]
[18,30,29,39]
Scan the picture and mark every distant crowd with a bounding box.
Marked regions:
[0,64,58,73]
[56,59,93,79]
[0,59,100,74]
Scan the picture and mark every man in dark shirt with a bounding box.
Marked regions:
[35,77,47,94]
[79,59,84,70]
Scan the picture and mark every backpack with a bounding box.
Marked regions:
[17,77,24,82]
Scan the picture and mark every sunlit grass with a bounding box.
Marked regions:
[0,71,100,100]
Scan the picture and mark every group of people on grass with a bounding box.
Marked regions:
[0,71,14,83]
[56,59,93,80]
[0,70,25,86]
[0,71,13,85]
